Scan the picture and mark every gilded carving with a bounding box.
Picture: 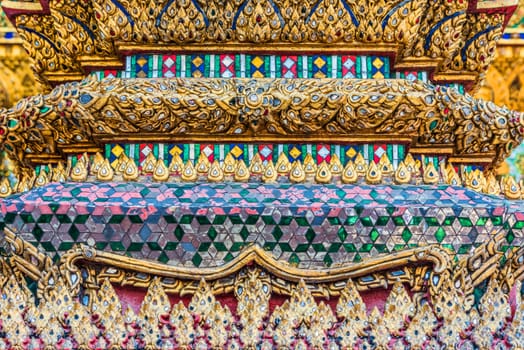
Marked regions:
[0,227,522,347]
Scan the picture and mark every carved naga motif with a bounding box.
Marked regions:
[0,77,522,174]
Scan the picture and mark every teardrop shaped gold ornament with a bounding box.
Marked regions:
[354,153,367,176]
[262,162,278,183]
[315,161,332,184]
[0,178,12,198]
[464,169,484,192]
[181,161,198,182]
[207,160,224,182]
[249,153,264,175]
[35,169,49,187]
[90,152,104,175]
[303,153,317,176]
[97,159,114,181]
[365,162,382,184]
[483,173,500,196]
[276,152,291,175]
[142,153,156,175]
[378,153,394,176]
[423,162,439,185]
[329,154,343,176]
[394,161,411,185]
[444,163,461,186]
[153,159,169,182]
[115,153,129,175]
[196,153,211,175]
[503,175,521,200]
[289,161,306,183]
[223,153,237,175]
[123,159,139,181]
[52,162,67,182]
[168,153,184,174]
[71,160,88,182]
[342,161,358,184]
[234,160,250,182]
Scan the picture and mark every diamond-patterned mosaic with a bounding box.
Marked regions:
[2,183,522,267]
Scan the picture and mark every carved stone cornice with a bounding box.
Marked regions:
[1,0,518,90]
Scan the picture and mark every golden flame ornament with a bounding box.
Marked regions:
[142,153,156,175]
[262,162,278,183]
[196,153,211,175]
[303,153,317,176]
[503,175,521,199]
[96,159,114,181]
[249,153,264,175]
[354,153,367,176]
[35,169,49,187]
[329,154,343,176]
[207,160,224,182]
[378,153,394,176]
[444,163,461,186]
[152,159,169,182]
[181,161,198,182]
[423,162,439,185]
[71,160,88,182]
[0,178,12,197]
[234,160,250,182]
[315,161,332,184]
[123,159,139,181]
[90,153,104,175]
[342,161,358,184]
[394,161,411,185]
[168,153,184,174]
[223,153,237,176]
[276,152,291,176]
[289,161,306,183]
[365,162,382,184]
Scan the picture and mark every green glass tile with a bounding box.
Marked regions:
[409,217,422,225]
[392,216,405,226]
[33,225,44,241]
[272,227,283,240]
[129,215,143,224]
[312,243,326,252]
[442,244,454,252]
[356,56,362,77]
[476,217,487,226]
[280,216,293,225]
[210,215,225,225]
[305,228,316,243]
[179,215,192,224]
[324,254,333,266]
[513,221,524,229]
[295,244,309,252]
[153,144,159,158]
[425,217,439,226]
[110,242,125,251]
[345,216,358,225]
[353,253,362,262]
[458,244,472,254]
[376,216,389,226]
[164,242,177,250]
[328,243,342,252]
[359,244,373,252]
[95,242,108,250]
[239,227,250,240]
[344,243,357,252]
[174,226,184,240]
[507,231,515,244]
[245,215,259,225]
[231,242,244,251]
[401,228,412,243]
[261,215,275,225]
[263,242,277,251]
[127,242,144,251]
[105,144,112,159]
[492,216,503,225]
[148,242,161,250]
[40,242,56,252]
[360,217,373,227]
[68,225,79,241]
[292,217,307,226]
[435,227,446,243]
[288,253,300,265]
[327,217,340,225]
[337,56,342,78]
[279,243,292,252]
[369,229,379,242]
[158,252,169,264]
[20,213,35,224]
[212,242,226,251]
[198,242,211,251]
[224,252,234,262]
[58,242,74,251]
[297,56,303,78]
[196,216,211,225]
[337,227,347,241]
[37,215,52,224]
[207,227,218,240]
[164,216,177,224]
[443,217,454,226]
[374,244,388,253]
[394,244,406,251]
[192,253,202,266]
[458,217,472,227]
[109,215,125,224]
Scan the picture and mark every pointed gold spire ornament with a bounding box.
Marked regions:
[394,161,411,185]
[234,160,250,182]
[52,162,67,182]
[289,161,306,183]
[303,153,317,176]
[35,169,49,187]
[181,161,198,182]
[464,169,484,192]
[123,159,139,181]
[329,154,343,176]
[249,153,264,176]
[276,152,291,176]
[142,153,156,175]
[207,160,224,182]
[168,153,184,174]
[97,159,114,181]
[16,174,33,193]
[152,159,169,182]
[423,162,439,185]
[262,162,278,183]
[365,162,382,184]
[484,173,500,196]
[444,163,461,186]
[342,160,358,184]
[0,178,12,198]
[71,160,88,182]
[354,153,367,176]
[503,175,521,200]
[404,153,416,173]
[90,152,104,175]
[196,153,211,175]
[315,161,332,184]
[223,153,237,176]
[378,153,394,176]
[115,153,129,175]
